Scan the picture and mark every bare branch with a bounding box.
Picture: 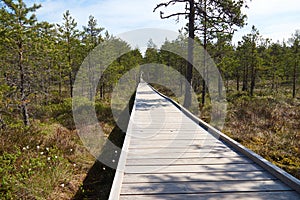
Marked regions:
[160,12,187,19]
[153,0,187,12]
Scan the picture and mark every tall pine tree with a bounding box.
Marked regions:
[57,10,80,98]
[1,0,41,126]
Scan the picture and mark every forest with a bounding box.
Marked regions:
[0,0,299,199]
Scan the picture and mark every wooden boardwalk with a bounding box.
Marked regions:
[109,81,300,200]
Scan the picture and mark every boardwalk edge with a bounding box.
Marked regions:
[108,87,138,200]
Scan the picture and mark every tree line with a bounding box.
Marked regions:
[0,0,299,127]
[151,0,299,106]
[0,0,142,126]
[142,27,300,103]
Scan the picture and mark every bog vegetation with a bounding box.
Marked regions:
[0,0,299,199]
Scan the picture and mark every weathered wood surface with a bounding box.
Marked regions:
[109,82,300,200]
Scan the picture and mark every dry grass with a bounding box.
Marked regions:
[0,97,117,199]
[222,94,300,179]
[0,120,98,199]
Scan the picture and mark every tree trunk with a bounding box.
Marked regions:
[67,36,73,98]
[236,70,240,91]
[218,69,223,99]
[242,62,248,91]
[201,0,207,105]
[100,83,104,99]
[271,68,275,90]
[293,45,298,98]
[88,55,94,101]
[69,72,73,98]
[250,68,256,96]
[58,64,62,97]
[292,65,296,98]
[18,42,30,126]
[250,39,256,96]
[183,0,195,108]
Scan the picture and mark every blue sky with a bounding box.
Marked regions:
[24,0,300,45]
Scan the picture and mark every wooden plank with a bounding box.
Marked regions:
[128,144,225,149]
[131,126,204,131]
[133,122,198,124]
[129,135,214,140]
[127,146,234,153]
[128,145,226,149]
[124,163,263,174]
[128,129,209,134]
[126,151,242,159]
[130,116,196,120]
[129,142,228,147]
[129,140,224,147]
[127,152,237,158]
[120,191,300,200]
[129,134,213,139]
[127,147,237,155]
[129,143,223,147]
[129,134,217,140]
[132,118,193,122]
[120,180,291,195]
[122,171,275,183]
[135,108,177,112]
[130,137,225,146]
[125,157,253,166]
[130,134,217,140]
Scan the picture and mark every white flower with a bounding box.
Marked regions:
[60,183,65,188]
[22,147,26,150]
[73,163,76,167]
[47,157,51,161]
[36,146,40,150]
[26,145,29,149]
[103,167,106,170]
[40,152,44,155]
[46,147,49,151]
[70,149,73,152]
[55,156,58,159]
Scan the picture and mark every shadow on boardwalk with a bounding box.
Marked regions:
[72,92,136,200]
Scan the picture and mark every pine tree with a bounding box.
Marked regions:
[154,0,248,106]
[82,15,104,100]
[249,26,260,96]
[82,15,104,50]
[57,10,80,98]
[37,22,60,104]
[154,0,195,108]
[1,0,41,126]
[288,30,300,98]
